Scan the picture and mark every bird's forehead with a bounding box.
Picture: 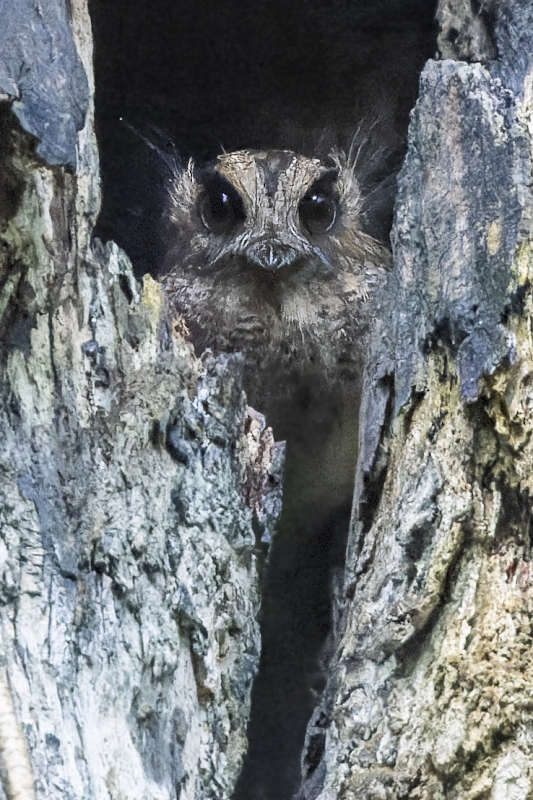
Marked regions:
[215,150,324,205]
[254,151,298,196]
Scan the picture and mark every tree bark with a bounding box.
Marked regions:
[0,2,283,798]
[4,1,533,799]
[297,2,533,798]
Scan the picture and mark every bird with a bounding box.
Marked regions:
[162,148,391,412]
[162,147,392,800]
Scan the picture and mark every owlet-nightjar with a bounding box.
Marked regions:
[163,149,391,407]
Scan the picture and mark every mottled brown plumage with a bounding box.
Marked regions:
[163,149,391,407]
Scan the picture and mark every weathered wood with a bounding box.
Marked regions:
[0,2,283,798]
[297,2,533,798]
[5,0,533,798]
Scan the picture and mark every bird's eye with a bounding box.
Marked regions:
[198,174,245,235]
[298,191,337,234]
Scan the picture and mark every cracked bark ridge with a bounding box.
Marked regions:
[0,1,283,797]
[297,2,533,799]
[436,0,497,63]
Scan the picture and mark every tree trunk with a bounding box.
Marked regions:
[3,1,533,799]
[297,2,533,798]
[0,2,283,798]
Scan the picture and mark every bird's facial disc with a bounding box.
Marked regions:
[196,152,340,273]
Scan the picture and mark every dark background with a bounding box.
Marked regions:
[89,0,438,278]
[88,2,438,798]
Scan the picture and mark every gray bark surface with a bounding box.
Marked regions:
[0,0,89,167]
[4,0,533,798]
[0,2,283,798]
[297,2,533,798]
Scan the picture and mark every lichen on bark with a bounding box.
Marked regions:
[297,2,533,799]
[0,2,283,798]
